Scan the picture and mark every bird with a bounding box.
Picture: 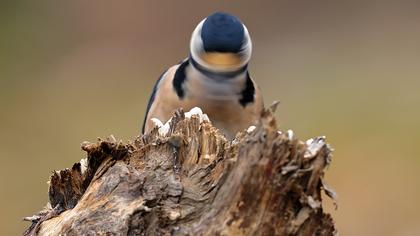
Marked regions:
[142,12,264,139]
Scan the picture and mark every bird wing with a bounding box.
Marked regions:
[141,69,168,133]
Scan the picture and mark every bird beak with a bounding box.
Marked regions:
[200,52,242,69]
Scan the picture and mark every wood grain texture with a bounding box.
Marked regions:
[24,108,337,236]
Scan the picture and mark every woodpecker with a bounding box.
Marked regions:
[142,12,264,139]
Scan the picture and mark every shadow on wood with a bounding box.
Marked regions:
[24,108,337,235]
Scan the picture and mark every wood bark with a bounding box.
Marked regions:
[24,108,337,236]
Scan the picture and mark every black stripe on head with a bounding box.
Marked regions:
[172,60,189,99]
[239,72,255,107]
[142,69,168,134]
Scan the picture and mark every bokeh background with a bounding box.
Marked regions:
[1,0,419,235]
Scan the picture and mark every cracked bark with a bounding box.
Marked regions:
[24,108,337,236]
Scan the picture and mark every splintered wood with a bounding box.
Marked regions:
[24,108,337,236]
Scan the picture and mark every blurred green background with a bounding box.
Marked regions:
[1,1,419,235]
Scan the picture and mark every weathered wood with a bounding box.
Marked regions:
[24,108,337,236]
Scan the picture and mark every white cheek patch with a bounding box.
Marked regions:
[151,107,211,136]
[190,19,252,73]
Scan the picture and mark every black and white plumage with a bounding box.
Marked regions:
[142,12,264,139]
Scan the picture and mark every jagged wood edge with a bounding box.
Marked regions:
[24,108,337,236]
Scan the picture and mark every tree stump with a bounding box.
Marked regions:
[24,107,337,236]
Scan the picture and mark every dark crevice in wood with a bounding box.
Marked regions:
[24,108,337,236]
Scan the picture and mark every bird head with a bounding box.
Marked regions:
[190,12,252,74]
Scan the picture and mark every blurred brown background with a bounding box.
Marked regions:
[1,0,420,235]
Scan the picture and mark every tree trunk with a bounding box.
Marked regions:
[24,107,337,236]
